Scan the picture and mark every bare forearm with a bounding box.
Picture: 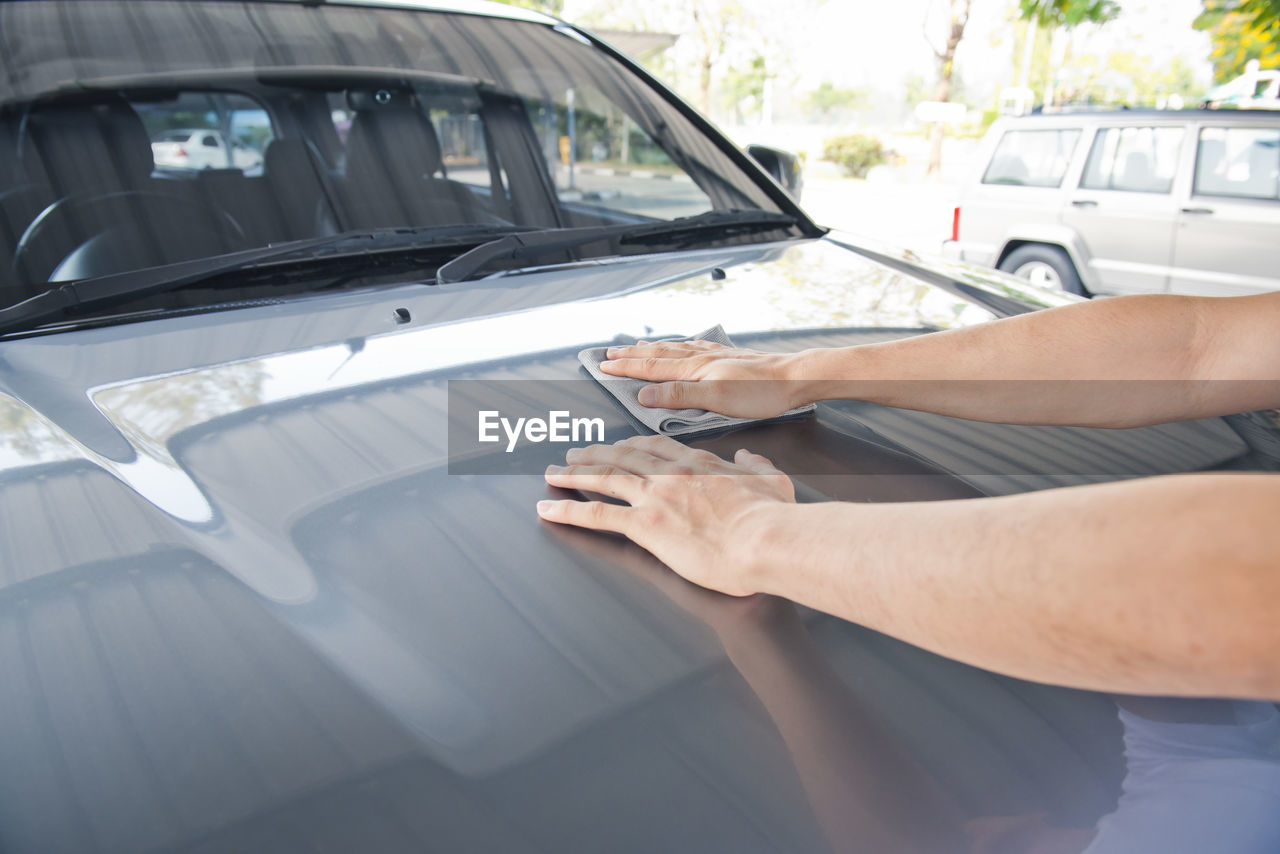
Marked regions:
[785,294,1280,426]
[744,474,1280,699]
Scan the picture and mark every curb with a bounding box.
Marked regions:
[573,166,694,183]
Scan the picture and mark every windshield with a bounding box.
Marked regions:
[0,1,798,312]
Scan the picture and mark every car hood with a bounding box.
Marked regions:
[0,237,1258,853]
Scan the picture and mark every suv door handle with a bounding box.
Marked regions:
[1181,206,1214,215]
[1070,199,1098,207]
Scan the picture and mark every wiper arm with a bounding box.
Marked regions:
[0,224,531,336]
[435,209,801,284]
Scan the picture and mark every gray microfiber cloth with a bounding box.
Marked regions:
[578,324,816,436]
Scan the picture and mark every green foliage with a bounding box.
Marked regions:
[719,54,770,121]
[238,125,274,152]
[1058,51,1206,104]
[804,81,867,121]
[821,133,888,179]
[572,0,807,119]
[1018,0,1120,28]
[1240,0,1280,33]
[1195,0,1280,83]
[903,74,931,108]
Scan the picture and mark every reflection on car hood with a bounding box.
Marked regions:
[0,237,1262,853]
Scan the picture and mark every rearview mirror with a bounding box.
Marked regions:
[745,144,803,200]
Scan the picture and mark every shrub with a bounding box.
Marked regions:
[821,133,888,179]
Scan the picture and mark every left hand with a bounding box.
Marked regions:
[538,435,796,596]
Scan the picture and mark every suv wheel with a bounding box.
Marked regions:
[998,245,1086,296]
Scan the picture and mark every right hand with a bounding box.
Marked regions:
[600,339,805,417]
[539,435,797,597]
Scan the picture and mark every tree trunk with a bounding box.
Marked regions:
[924,0,971,180]
[925,73,952,179]
[700,51,713,115]
[692,5,715,117]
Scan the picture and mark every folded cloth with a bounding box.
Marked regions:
[578,324,816,437]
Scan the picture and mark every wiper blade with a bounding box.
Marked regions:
[435,209,800,284]
[0,224,531,336]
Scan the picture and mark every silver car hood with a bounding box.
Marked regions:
[0,237,1256,853]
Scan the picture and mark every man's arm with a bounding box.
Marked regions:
[752,472,1280,700]
[601,292,1280,427]
[540,437,1280,700]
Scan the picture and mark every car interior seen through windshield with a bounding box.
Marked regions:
[0,1,803,328]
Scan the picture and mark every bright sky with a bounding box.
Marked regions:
[796,0,1211,89]
[562,0,1215,99]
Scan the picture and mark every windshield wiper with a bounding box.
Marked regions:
[435,209,802,284]
[0,212,803,336]
[0,224,533,336]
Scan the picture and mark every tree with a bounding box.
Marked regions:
[719,54,773,124]
[1056,51,1206,105]
[584,0,757,114]
[689,0,753,115]
[1195,0,1280,83]
[576,0,779,118]
[903,74,931,109]
[804,81,867,123]
[1239,0,1280,33]
[575,0,836,123]
[1017,0,1121,108]
[922,0,973,178]
[1018,0,1120,27]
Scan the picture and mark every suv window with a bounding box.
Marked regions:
[1080,126,1183,194]
[981,129,1081,187]
[1194,127,1280,200]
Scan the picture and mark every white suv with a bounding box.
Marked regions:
[943,109,1280,296]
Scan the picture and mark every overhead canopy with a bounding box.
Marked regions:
[592,29,678,62]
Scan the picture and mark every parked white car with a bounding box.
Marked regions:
[150,128,263,172]
[943,109,1280,296]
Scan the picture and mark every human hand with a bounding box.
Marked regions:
[538,434,796,597]
[599,339,805,418]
